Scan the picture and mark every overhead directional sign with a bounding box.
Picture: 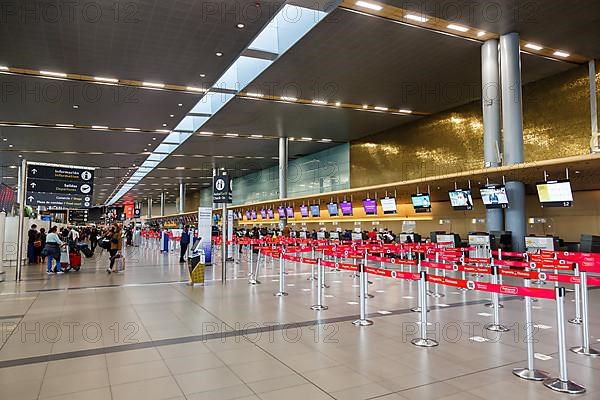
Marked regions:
[213,175,232,203]
[26,162,95,209]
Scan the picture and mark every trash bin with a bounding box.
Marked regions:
[188,249,205,285]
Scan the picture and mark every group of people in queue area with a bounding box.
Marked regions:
[230,226,399,243]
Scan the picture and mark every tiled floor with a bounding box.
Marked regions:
[1,241,599,399]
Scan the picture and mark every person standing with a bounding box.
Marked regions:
[180,225,190,263]
[107,223,123,273]
[44,226,64,274]
[27,224,40,264]
[90,226,98,252]
[38,228,47,263]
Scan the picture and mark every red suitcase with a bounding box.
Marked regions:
[69,252,82,271]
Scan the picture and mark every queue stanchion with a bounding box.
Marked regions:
[543,287,586,394]
[459,255,468,292]
[411,271,438,347]
[570,268,600,356]
[411,253,428,313]
[311,259,328,311]
[248,244,254,277]
[360,252,374,299]
[513,276,550,381]
[568,263,583,325]
[484,259,504,308]
[352,260,373,326]
[484,266,510,332]
[248,248,261,285]
[308,248,316,281]
[274,252,288,297]
[427,252,444,298]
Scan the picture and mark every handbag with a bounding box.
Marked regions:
[33,240,42,248]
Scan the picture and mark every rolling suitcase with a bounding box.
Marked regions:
[60,249,70,270]
[81,247,94,258]
[69,252,82,271]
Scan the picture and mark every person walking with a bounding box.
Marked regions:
[27,224,40,264]
[43,226,64,274]
[180,225,191,263]
[38,227,47,263]
[107,223,123,273]
[90,226,98,252]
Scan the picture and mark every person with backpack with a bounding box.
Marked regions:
[180,225,190,263]
[43,226,64,274]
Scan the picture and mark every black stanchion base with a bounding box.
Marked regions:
[485,323,510,332]
[483,302,504,308]
[568,318,583,325]
[310,304,328,311]
[248,279,261,285]
[307,275,317,281]
[321,284,330,289]
[352,319,374,326]
[512,368,550,381]
[427,291,445,298]
[274,292,288,297]
[411,337,439,347]
[410,307,430,313]
[543,378,586,394]
[359,294,375,299]
[570,346,600,357]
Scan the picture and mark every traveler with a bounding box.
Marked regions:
[107,223,123,273]
[27,224,40,264]
[43,226,64,274]
[38,228,47,263]
[180,225,190,263]
[90,226,99,252]
[368,228,378,241]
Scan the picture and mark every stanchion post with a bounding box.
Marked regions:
[570,270,600,356]
[274,253,288,296]
[248,244,254,277]
[308,248,316,281]
[248,248,261,285]
[543,287,586,394]
[512,276,550,381]
[411,253,428,313]
[568,263,582,325]
[311,259,328,311]
[411,271,438,347]
[352,260,373,326]
[485,266,510,332]
[428,252,444,298]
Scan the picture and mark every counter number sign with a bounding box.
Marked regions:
[213,175,232,203]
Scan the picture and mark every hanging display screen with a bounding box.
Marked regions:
[536,180,573,207]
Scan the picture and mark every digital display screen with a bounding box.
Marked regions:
[449,189,474,210]
[411,193,431,213]
[277,207,286,218]
[380,197,397,214]
[363,199,377,215]
[340,201,353,216]
[536,180,573,207]
[327,203,338,216]
[480,185,509,209]
[310,204,320,218]
[250,210,257,220]
[245,211,251,220]
[286,207,294,218]
[300,205,309,218]
[267,209,274,219]
[260,209,267,219]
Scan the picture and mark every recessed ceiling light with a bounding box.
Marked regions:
[8,144,14,147]
[355,1,382,11]
[92,125,109,129]
[9,165,16,168]
[142,81,165,88]
[312,99,327,105]
[2,138,6,141]
[405,14,429,23]
[56,123,74,127]
[301,137,312,141]
[399,109,412,114]
[199,74,206,78]
[225,133,239,137]
[320,138,332,142]
[553,50,570,58]
[144,148,148,151]
[186,86,205,92]
[125,128,141,131]
[246,92,264,98]
[178,103,183,107]
[280,96,298,102]
[215,52,223,57]
[147,143,152,146]
[162,123,167,127]
[477,31,486,37]
[199,131,214,136]
[250,134,263,138]
[335,101,341,106]
[73,105,79,109]
[447,24,469,32]
[94,76,118,83]
[169,114,174,118]
[156,129,170,133]
[236,23,245,28]
[152,137,157,140]
[374,106,388,111]
[524,43,543,51]
[175,166,185,170]
[40,70,67,77]
[18,154,22,158]
[362,105,369,109]
[0,66,8,71]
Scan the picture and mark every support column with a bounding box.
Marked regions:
[147,197,153,218]
[500,32,526,252]
[590,60,599,152]
[278,137,288,230]
[160,192,165,216]
[179,182,186,214]
[482,39,504,233]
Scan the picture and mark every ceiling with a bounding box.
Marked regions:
[0,0,595,208]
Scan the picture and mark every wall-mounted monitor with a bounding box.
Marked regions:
[362,199,377,215]
[245,211,251,220]
[411,193,431,213]
[480,185,509,209]
[380,197,397,214]
[536,180,573,207]
[260,209,267,219]
[310,204,320,218]
[300,205,309,218]
[250,210,257,220]
[449,189,473,210]
[327,202,338,217]
[286,206,294,218]
[340,201,353,216]
[277,207,286,218]
[267,209,274,219]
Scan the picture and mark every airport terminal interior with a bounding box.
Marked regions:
[1,0,600,399]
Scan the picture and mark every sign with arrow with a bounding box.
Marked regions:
[26,162,95,209]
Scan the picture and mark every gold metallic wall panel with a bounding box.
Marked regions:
[351,64,595,188]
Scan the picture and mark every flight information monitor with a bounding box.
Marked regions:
[480,185,509,209]
[380,197,397,214]
[536,180,573,207]
[300,205,309,218]
[449,189,474,210]
[310,204,320,217]
[340,201,353,216]
[327,202,338,216]
[286,207,294,218]
[363,199,377,215]
[411,193,431,213]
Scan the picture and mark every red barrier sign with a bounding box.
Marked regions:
[427,274,555,299]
